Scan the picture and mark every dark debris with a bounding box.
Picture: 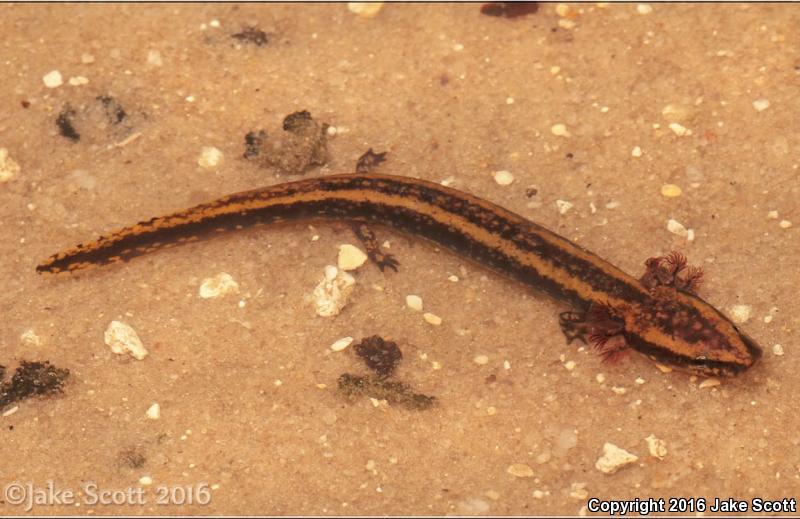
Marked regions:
[481,2,539,18]
[337,374,436,411]
[231,27,269,46]
[56,105,80,141]
[353,335,402,378]
[0,361,70,411]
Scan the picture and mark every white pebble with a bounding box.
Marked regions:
[556,200,573,215]
[767,210,779,219]
[636,4,653,14]
[313,266,356,317]
[668,122,691,136]
[645,434,667,459]
[772,344,784,356]
[337,244,368,270]
[729,304,752,323]
[2,406,19,417]
[199,272,239,298]
[493,170,515,186]
[146,403,161,419]
[779,220,792,229]
[147,49,163,67]
[347,2,383,18]
[752,99,770,112]
[198,146,224,168]
[595,443,638,474]
[42,70,63,88]
[68,76,89,86]
[473,354,489,365]
[551,123,571,137]
[666,218,688,237]
[330,336,354,352]
[506,463,534,478]
[631,146,643,157]
[423,312,442,326]
[20,329,42,347]
[405,294,423,311]
[104,321,148,360]
[139,476,153,486]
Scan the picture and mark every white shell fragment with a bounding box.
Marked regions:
[645,434,667,459]
[337,244,368,270]
[146,403,161,420]
[312,265,356,317]
[595,443,638,474]
[199,272,240,299]
[330,336,354,352]
[104,321,149,360]
[729,304,752,323]
[0,148,21,183]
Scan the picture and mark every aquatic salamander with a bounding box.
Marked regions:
[37,173,762,376]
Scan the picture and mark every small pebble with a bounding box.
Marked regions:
[556,200,573,215]
[312,266,356,317]
[68,76,89,86]
[139,476,153,486]
[146,403,161,420]
[104,321,148,360]
[2,406,19,417]
[666,218,689,238]
[636,3,653,14]
[199,272,239,298]
[405,294,423,311]
[772,344,784,356]
[555,3,570,16]
[595,443,638,474]
[699,378,721,389]
[729,304,752,323]
[767,210,779,219]
[631,146,643,158]
[668,122,691,136]
[506,463,534,478]
[564,360,576,371]
[347,2,383,18]
[330,336,354,352]
[198,146,224,168]
[20,329,42,347]
[474,354,489,365]
[551,123,571,137]
[423,312,442,326]
[147,49,163,67]
[779,220,792,229]
[661,184,682,197]
[42,70,63,88]
[0,148,21,183]
[645,434,667,459]
[448,275,459,282]
[338,244,368,270]
[493,170,515,186]
[752,99,770,112]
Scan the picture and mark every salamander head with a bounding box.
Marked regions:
[626,293,763,377]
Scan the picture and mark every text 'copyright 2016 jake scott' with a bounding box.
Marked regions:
[587,496,797,515]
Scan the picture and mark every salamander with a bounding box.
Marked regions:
[37,173,762,376]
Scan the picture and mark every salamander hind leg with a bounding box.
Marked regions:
[640,251,703,294]
[351,222,400,273]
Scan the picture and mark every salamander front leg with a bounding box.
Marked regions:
[640,251,704,294]
[559,304,629,362]
[351,222,400,273]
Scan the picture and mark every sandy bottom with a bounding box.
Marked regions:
[1,3,798,515]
